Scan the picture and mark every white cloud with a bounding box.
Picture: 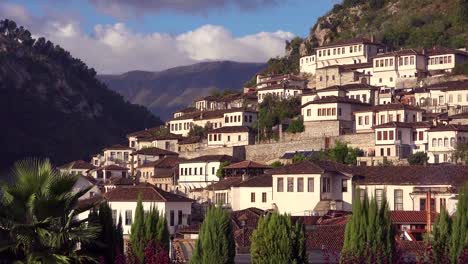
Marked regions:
[0,3,294,74]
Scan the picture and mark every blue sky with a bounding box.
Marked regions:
[0,0,335,73]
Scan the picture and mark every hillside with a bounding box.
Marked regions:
[0,20,162,170]
[260,0,468,76]
[98,61,266,120]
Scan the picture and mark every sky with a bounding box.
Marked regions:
[0,0,335,74]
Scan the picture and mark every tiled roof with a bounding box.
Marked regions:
[306,225,346,252]
[183,155,238,163]
[59,160,96,170]
[373,48,424,58]
[256,84,305,92]
[417,80,468,92]
[390,211,437,224]
[316,84,377,92]
[127,127,164,138]
[354,103,424,113]
[373,121,415,129]
[170,108,255,122]
[208,126,251,133]
[103,144,133,151]
[224,160,271,169]
[105,176,134,186]
[319,37,381,48]
[270,160,354,176]
[205,177,243,191]
[137,156,185,169]
[104,185,194,202]
[235,175,272,188]
[302,96,370,107]
[133,147,178,156]
[449,112,468,119]
[97,164,129,171]
[178,136,201,145]
[257,74,306,85]
[137,133,181,141]
[318,62,374,72]
[174,107,197,114]
[354,165,468,185]
[428,124,468,132]
[426,47,468,56]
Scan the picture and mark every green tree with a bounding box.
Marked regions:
[286,116,305,134]
[0,159,100,263]
[432,207,452,264]
[341,190,394,263]
[270,161,284,168]
[292,154,306,163]
[450,184,468,263]
[452,143,468,164]
[190,206,235,264]
[216,161,231,178]
[251,212,308,263]
[407,151,429,165]
[130,193,146,262]
[329,141,363,165]
[188,125,208,138]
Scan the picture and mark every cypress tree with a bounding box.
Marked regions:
[450,185,468,263]
[130,193,146,262]
[156,213,170,250]
[432,207,452,263]
[190,206,235,264]
[114,214,124,257]
[250,212,307,264]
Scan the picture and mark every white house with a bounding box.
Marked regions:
[270,160,355,216]
[371,49,427,88]
[301,96,370,135]
[354,103,424,133]
[315,37,381,68]
[89,164,129,183]
[427,124,468,164]
[414,80,468,115]
[178,155,238,193]
[257,85,306,103]
[207,126,254,147]
[372,122,414,161]
[314,83,379,105]
[73,175,100,200]
[230,174,273,211]
[104,185,193,235]
[299,55,317,75]
[100,145,134,169]
[130,147,179,168]
[222,109,257,127]
[426,47,468,74]
[354,165,466,215]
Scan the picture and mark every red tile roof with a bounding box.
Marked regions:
[183,155,238,163]
[319,37,381,48]
[302,96,370,107]
[104,185,193,202]
[354,103,424,113]
[97,164,129,171]
[429,124,468,132]
[270,160,354,176]
[133,147,178,156]
[235,175,272,188]
[390,211,438,224]
[373,121,415,129]
[208,126,251,133]
[205,177,243,191]
[103,144,133,151]
[306,225,346,252]
[373,48,424,58]
[224,160,272,169]
[426,47,468,56]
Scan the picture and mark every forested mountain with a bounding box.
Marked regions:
[0,19,162,170]
[99,61,266,120]
[259,0,468,76]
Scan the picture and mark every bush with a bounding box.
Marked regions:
[453,62,468,75]
[286,117,304,134]
[270,161,284,168]
[407,151,429,165]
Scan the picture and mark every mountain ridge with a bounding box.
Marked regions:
[99,61,266,120]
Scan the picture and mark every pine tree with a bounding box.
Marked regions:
[250,212,307,264]
[432,207,452,264]
[190,206,235,264]
[130,193,146,262]
[450,185,468,263]
[341,189,394,263]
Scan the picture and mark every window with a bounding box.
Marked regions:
[178,210,183,225]
[322,177,331,193]
[419,131,424,141]
[307,109,311,116]
[341,179,348,192]
[342,47,345,54]
[375,189,384,207]
[432,138,437,147]
[440,198,446,209]
[227,136,231,142]
[389,114,393,122]
[125,210,132,225]
[365,116,369,125]
[358,117,363,125]
[212,167,215,175]
[277,178,284,192]
[238,135,241,141]
[394,189,403,210]
[404,57,408,65]
[262,192,267,203]
[297,178,304,192]
[307,178,314,192]
[390,58,393,66]
[383,131,388,140]
[420,198,426,211]
[450,137,455,147]
[377,131,382,140]
[399,57,403,65]
[387,148,391,156]
[438,138,443,147]
[332,108,336,116]
[410,56,414,65]
[389,131,394,140]
[200,167,203,175]
[287,177,294,192]
[444,138,449,147]
[251,192,255,202]
[170,210,174,226]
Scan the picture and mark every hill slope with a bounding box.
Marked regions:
[0,20,162,169]
[98,61,266,120]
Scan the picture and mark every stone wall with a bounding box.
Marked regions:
[179,132,375,164]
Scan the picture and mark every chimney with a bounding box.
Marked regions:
[426,191,432,233]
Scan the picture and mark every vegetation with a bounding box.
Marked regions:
[452,143,468,164]
[292,154,306,163]
[190,206,235,264]
[256,95,301,140]
[407,151,429,165]
[129,194,170,263]
[341,190,394,263]
[0,19,161,169]
[209,89,240,97]
[431,207,452,263]
[250,212,307,264]
[216,161,231,178]
[0,159,100,262]
[450,184,468,263]
[286,116,305,134]
[85,202,124,263]
[188,125,208,139]
[270,161,284,168]
[328,141,363,165]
